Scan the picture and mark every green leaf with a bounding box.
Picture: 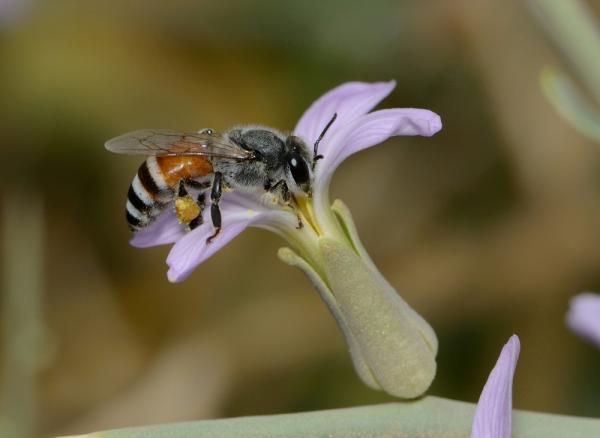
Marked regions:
[73,396,600,437]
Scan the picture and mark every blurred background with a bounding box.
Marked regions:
[1,0,600,436]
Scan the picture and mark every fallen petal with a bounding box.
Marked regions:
[471,335,520,438]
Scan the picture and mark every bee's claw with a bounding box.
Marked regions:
[206,227,221,244]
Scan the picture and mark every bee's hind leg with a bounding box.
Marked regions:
[185,179,211,191]
[206,172,223,244]
[188,192,206,230]
[175,180,208,230]
[183,180,210,230]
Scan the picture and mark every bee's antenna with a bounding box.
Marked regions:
[312,112,337,167]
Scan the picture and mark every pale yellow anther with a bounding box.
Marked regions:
[295,196,323,236]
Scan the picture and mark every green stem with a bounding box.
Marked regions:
[76,396,600,438]
[0,191,45,438]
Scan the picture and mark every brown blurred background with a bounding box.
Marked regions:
[1,0,600,436]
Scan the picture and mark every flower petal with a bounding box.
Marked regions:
[166,199,258,283]
[471,335,520,438]
[566,292,600,347]
[166,193,297,282]
[312,108,442,215]
[322,108,442,172]
[294,81,396,154]
[130,209,185,248]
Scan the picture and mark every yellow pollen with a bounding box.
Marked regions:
[175,196,201,223]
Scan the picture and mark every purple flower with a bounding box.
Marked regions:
[471,335,520,438]
[130,81,442,398]
[132,81,441,282]
[566,292,600,347]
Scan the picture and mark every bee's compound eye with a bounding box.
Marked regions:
[287,152,310,187]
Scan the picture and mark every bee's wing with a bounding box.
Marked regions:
[105,129,252,160]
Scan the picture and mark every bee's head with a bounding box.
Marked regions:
[226,127,312,196]
[284,135,312,196]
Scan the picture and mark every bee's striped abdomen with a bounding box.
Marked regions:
[126,157,173,231]
[125,155,213,232]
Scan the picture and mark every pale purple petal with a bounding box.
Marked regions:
[166,193,296,282]
[294,81,396,155]
[314,108,442,197]
[471,335,520,438]
[166,221,249,283]
[166,201,258,282]
[130,209,185,248]
[566,292,600,347]
[324,108,441,170]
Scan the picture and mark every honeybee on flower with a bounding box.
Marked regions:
[106,81,442,399]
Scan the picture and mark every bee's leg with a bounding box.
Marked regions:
[279,182,291,204]
[175,180,202,229]
[296,212,303,229]
[185,179,210,190]
[266,180,303,228]
[206,172,223,244]
[268,181,304,229]
[265,179,291,204]
[177,180,186,197]
[177,179,210,230]
[278,183,302,228]
[188,192,206,230]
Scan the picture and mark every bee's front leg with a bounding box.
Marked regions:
[265,180,303,229]
[276,183,303,229]
[265,179,291,205]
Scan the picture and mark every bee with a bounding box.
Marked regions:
[105,114,336,243]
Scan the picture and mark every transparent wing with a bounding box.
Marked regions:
[105,129,252,160]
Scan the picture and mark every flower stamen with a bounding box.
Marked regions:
[294,195,323,236]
